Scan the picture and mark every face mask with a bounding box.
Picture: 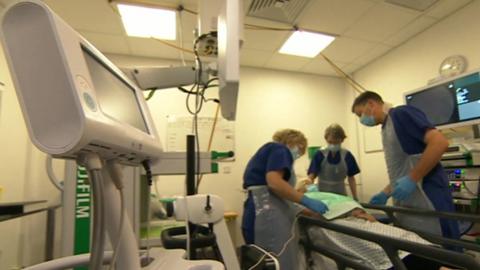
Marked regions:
[360,114,376,127]
[327,144,341,152]
[289,146,301,160]
[359,104,376,127]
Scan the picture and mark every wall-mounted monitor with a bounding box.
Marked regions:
[0,0,163,165]
[405,70,480,129]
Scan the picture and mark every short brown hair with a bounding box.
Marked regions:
[324,124,346,140]
[272,129,307,155]
[351,91,384,113]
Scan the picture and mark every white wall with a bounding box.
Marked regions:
[108,53,349,245]
[347,0,480,200]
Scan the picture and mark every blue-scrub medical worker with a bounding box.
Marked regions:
[306,124,360,199]
[351,91,460,240]
[242,129,328,270]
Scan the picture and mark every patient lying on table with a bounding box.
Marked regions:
[302,189,450,270]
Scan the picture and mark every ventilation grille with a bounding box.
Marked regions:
[247,0,310,24]
[385,0,439,12]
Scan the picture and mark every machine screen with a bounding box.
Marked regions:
[82,48,149,133]
[406,73,480,127]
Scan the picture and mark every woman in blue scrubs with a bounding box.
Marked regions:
[242,129,329,270]
[306,124,360,199]
[351,91,460,242]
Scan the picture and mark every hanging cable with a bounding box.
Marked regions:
[45,155,64,191]
[151,37,194,54]
[320,53,366,93]
[141,160,153,262]
[246,216,299,270]
[145,89,156,100]
[195,103,221,193]
[244,23,294,31]
[89,169,106,270]
[177,6,187,66]
[108,188,125,270]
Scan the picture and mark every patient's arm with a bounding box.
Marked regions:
[350,208,377,222]
[301,207,323,218]
[296,178,312,193]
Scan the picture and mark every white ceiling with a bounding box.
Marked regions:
[0,0,474,76]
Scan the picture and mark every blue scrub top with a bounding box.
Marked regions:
[243,142,293,189]
[387,105,459,242]
[388,105,449,189]
[307,150,360,177]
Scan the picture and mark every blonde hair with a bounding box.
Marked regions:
[324,124,346,140]
[272,129,307,155]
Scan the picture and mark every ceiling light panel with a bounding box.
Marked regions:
[117,3,176,40]
[279,31,335,58]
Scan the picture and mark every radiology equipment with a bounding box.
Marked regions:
[0,0,239,269]
[405,68,480,129]
[442,142,480,166]
[121,0,241,121]
[439,144,480,236]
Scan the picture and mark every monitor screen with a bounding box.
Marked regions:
[406,73,480,127]
[82,48,149,133]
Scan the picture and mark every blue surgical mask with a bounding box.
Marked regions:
[327,144,341,152]
[360,114,376,127]
[289,146,301,160]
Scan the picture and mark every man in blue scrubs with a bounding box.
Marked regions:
[242,129,328,270]
[351,91,460,241]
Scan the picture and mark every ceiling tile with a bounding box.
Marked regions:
[426,0,472,19]
[300,58,347,76]
[80,31,131,55]
[12,0,469,78]
[383,16,437,46]
[351,44,393,67]
[343,2,420,42]
[342,62,364,74]
[127,37,190,60]
[264,54,311,72]
[44,0,125,35]
[321,37,378,63]
[298,0,376,35]
[244,16,296,29]
[243,29,291,51]
[240,49,273,67]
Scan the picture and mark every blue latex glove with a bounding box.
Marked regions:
[300,195,329,214]
[392,175,417,201]
[369,191,389,205]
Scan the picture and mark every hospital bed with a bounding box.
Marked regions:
[360,203,480,252]
[298,204,480,270]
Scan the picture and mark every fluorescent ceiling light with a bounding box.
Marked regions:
[117,3,176,40]
[279,31,335,58]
